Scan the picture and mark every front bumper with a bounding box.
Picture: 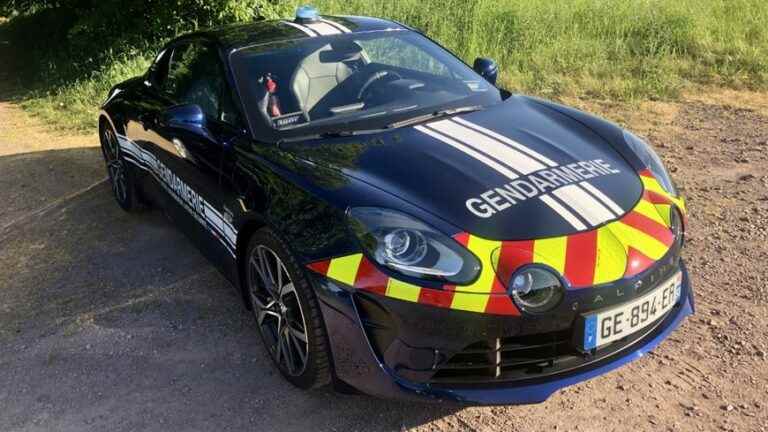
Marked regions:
[312,261,694,405]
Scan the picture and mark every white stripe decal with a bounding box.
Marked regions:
[321,18,351,33]
[553,184,615,226]
[115,135,237,255]
[579,181,622,216]
[540,195,587,231]
[452,117,558,167]
[415,125,519,180]
[204,203,236,245]
[116,136,235,230]
[205,205,226,231]
[429,119,546,174]
[282,20,318,37]
[304,21,342,36]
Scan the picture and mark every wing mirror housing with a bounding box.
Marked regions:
[161,104,214,140]
[473,57,499,86]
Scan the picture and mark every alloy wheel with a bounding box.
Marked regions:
[101,127,128,204]
[248,245,310,376]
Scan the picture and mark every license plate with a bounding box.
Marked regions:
[582,271,683,350]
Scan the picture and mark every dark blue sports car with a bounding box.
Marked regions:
[98,6,693,404]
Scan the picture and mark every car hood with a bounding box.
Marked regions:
[284,95,643,240]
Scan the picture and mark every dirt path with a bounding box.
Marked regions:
[0,85,766,431]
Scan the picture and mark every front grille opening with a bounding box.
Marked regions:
[430,309,675,386]
[431,331,570,384]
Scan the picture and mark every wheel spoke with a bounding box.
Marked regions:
[250,253,274,298]
[115,166,126,201]
[288,330,307,365]
[265,253,277,287]
[274,335,283,364]
[283,331,296,372]
[258,248,280,298]
[249,256,264,284]
[288,325,308,343]
[275,260,284,292]
[105,130,120,162]
[256,249,269,282]
[280,282,295,298]
[256,308,281,326]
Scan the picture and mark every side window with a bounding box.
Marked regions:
[358,38,451,77]
[164,44,195,102]
[164,43,241,126]
[147,49,171,88]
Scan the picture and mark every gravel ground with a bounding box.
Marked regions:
[0,84,766,431]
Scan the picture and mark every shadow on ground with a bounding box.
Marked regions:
[0,148,460,431]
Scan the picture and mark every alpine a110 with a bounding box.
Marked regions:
[98,6,693,404]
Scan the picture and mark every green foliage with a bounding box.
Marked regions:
[2,0,767,131]
[306,0,768,98]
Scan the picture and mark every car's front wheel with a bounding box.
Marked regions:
[99,122,144,212]
[245,228,331,389]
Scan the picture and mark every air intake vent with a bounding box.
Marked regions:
[430,331,571,384]
[430,308,673,386]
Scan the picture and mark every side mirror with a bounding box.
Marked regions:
[473,57,499,86]
[161,104,213,141]
[162,104,205,129]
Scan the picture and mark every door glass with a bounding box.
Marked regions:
[164,44,193,99]
[164,43,240,126]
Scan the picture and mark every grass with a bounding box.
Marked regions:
[3,0,768,132]
[17,53,152,133]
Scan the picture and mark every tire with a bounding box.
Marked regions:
[99,121,145,212]
[245,228,332,389]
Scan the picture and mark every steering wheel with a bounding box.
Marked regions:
[357,70,403,101]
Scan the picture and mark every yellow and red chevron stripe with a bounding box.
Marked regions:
[307,232,521,316]
[307,170,685,316]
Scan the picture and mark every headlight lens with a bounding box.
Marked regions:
[623,130,677,196]
[669,205,684,247]
[347,207,481,285]
[509,267,564,313]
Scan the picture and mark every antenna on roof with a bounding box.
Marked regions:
[295,5,320,24]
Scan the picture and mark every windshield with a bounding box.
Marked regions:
[231,30,503,140]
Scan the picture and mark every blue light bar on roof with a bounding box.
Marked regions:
[295,5,320,23]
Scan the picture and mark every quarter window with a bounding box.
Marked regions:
[147,49,171,88]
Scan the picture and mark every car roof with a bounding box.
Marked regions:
[179,15,409,52]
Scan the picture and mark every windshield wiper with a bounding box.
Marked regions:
[387,105,484,129]
[320,130,359,138]
[277,128,382,144]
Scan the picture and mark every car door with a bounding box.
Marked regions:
[140,40,245,269]
[123,46,176,209]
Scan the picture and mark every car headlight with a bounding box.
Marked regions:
[508,267,565,313]
[623,130,677,196]
[347,207,481,285]
[669,205,684,247]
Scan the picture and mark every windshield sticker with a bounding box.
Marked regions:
[273,112,305,129]
[464,81,487,92]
